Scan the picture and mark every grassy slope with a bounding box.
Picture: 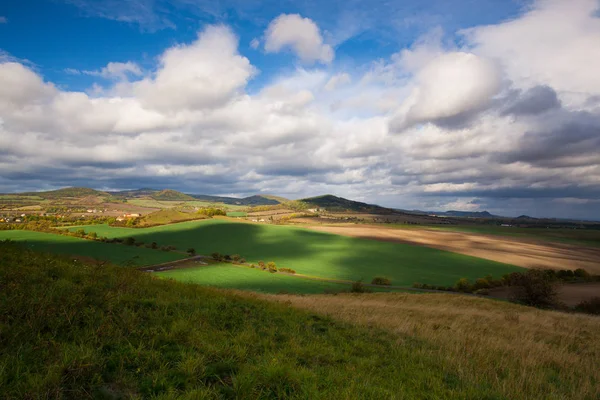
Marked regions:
[0,230,184,267]
[0,242,522,399]
[262,291,600,400]
[70,220,524,286]
[3,243,599,399]
[157,264,349,294]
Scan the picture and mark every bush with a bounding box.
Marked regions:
[238,258,246,264]
[258,261,266,270]
[511,269,558,308]
[412,283,424,289]
[371,277,392,286]
[151,242,158,249]
[574,297,600,315]
[211,252,223,261]
[455,278,473,293]
[474,288,490,296]
[124,237,135,246]
[187,248,196,256]
[266,262,277,273]
[231,254,241,262]
[474,278,490,290]
[573,268,591,280]
[350,280,371,293]
[279,267,296,274]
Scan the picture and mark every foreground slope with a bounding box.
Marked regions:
[2,242,598,399]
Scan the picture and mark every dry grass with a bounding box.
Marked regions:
[252,292,600,399]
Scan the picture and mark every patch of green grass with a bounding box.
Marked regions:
[157,264,348,294]
[0,230,184,267]
[68,220,524,286]
[227,211,248,217]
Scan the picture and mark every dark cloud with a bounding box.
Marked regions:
[501,85,561,116]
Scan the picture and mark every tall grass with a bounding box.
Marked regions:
[258,292,600,399]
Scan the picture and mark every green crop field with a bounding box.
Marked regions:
[0,230,184,267]
[226,211,248,217]
[157,264,348,293]
[67,219,524,286]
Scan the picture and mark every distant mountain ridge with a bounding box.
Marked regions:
[300,194,393,213]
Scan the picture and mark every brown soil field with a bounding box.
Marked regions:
[305,224,600,273]
[488,282,600,306]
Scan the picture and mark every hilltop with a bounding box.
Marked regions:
[300,194,393,213]
[150,189,196,201]
[22,187,109,199]
[190,194,282,206]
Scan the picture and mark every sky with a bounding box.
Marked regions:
[1,0,600,220]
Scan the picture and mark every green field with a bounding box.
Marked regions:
[158,264,349,293]
[67,219,524,286]
[127,199,247,210]
[0,230,184,267]
[227,211,248,217]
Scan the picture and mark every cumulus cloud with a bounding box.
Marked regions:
[324,73,351,91]
[264,14,334,64]
[390,52,502,131]
[84,61,143,80]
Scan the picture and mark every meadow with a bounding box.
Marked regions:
[0,230,184,267]
[2,241,598,399]
[157,264,349,294]
[67,219,524,286]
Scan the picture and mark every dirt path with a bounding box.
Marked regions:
[306,224,600,273]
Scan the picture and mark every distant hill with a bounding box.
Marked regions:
[189,194,282,206]
[22,187,109,199]
[134,209,208,227]
[300,195,392,213]
[151,190,195,201]
[109,188,160,198]
[401,209,502,218]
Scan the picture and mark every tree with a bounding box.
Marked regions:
[512,269,558,308]
[187,248,196,256]
[455,278,473,293]
[151,242,158,249]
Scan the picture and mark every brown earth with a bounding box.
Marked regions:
[305,224,600,273]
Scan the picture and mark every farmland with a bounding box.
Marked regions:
[0,230,184,267]
[66,219,523,286]
[157,264,349,294]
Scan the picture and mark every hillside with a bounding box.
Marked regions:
[21,187,109,199]
[300,194,392,213]
[2,242,598,399]
[150,189,196,201]
[190,194,281,206]
[134,209,208,226]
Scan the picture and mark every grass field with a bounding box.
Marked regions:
[0,230,184,267]
[2,242,598,399]
[157,264,349,293]
[227,211,248,217]
[68,219,524,286]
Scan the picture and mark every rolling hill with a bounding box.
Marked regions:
[300,194,393,213]
[190,194,282,206]
[21,187,109,199]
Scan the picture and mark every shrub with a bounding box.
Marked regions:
[350,280,371,293]
[211,252,223,261]
[249,264,256,268]
[258,261,266,270]
[573,268,591,280]
[455,278,473,293]
[224,254,232,261]
[187,248,196,256]
[279,267,296,274]
[574,297,600,315]
[231,254,241,262]
[474,278,490,290]
[412,283,424,289]
[238,258,246,264]
[124,237,135,246]
[474,288,490,296]
[267,262,277,273]
[371,277,392,286]
[151,242,158,249]
[511,269,558,308]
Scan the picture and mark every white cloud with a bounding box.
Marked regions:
[250,38,260,49]
[390,52,501,131]
[324,73,351,91]
[85,61,143,80]
[264,14,334,64]
[0,16,7,24]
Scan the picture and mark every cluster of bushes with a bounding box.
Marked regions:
[249,261,279,273]
[279,267,296,274]
[211,252,247,264]
[371,277,392,286]
[197,207,227,217]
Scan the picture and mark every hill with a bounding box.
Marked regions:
[300,194,392,213]
[21,187,109,199]
[150,189,195,201]
[134,209,208,227]
[190,194,282,206]
[1,241,598,399]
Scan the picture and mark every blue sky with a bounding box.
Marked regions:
[1,0,600,220]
